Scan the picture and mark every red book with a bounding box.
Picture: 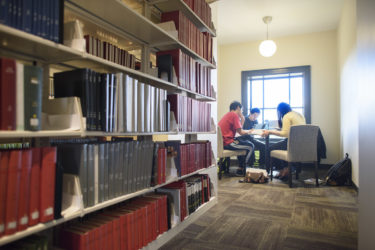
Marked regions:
[61,228,89,250]
[114,209,134,250]
[121,207,140,250]
[76,222,103,250]
[132,199,156,243]
[28,148,41,226]
[5,150,22,235]
[126,204,147,248]
[69,225,96,250]
[17,149,32,231]
[39,147,57,223]
[0,151,10,236]
[95,216,114,250]
[0,58,16,130]
[100,213,122,250]
[86,218,110,250]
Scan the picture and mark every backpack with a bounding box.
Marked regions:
[325,153,352,186]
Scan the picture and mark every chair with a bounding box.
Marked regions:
[217,126,247,179]
[270,125,320,188]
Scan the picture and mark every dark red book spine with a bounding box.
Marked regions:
[39,147,56,223]
[5,150,22,235]
[0,58,16,130]
[28,147,41,226]
[17,149,32,231]
[0,151,10,236]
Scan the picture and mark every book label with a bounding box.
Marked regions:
[44,207,53,216]
[7,221,16,230]
[31,211,39,220]
[20,216,28,225]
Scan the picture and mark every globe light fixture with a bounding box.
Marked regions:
[259,16,277,57]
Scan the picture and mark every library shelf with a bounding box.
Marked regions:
[0,24,215,102]
[0,130,216,139]
[151,0,216,36]
[143,196,218,250]
[65,0,216,68]
[0,165,216,247]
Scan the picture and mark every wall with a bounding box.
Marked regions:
[357,0,375,248]
[337,0,358,186]
[218,31,339,164]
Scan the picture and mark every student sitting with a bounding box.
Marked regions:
[218,101,254,176]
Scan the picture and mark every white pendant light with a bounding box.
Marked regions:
[259,16,277,57]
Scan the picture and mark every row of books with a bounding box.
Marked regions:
[161,11,213,63]
[0,147,56,238]
[183,0,213,29]
[157,49,213,97]
[179,141,212,176]
[157,175,211,228]
[0,0,62,42]
[0,58,43,131]
[54,69,170,133]
[59,194,168,250]
[84,34,136,69]
[55,140,156,209]
[167,94,212,132]
[0,234,48,250]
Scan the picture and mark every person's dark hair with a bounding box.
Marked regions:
[277,102,292,128]
[229,101,242,111]
[250,108,261,114]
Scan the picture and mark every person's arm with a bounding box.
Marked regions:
[236,127,253,136]
[239,113,245,127]
[262,115,291,137]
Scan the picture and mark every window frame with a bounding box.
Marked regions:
[241,65,311,124]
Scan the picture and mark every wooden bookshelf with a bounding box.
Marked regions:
[0,165,216,247]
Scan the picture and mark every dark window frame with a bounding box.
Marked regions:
[241,65,311,124]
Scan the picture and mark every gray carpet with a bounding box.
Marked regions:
[161,168,358,250]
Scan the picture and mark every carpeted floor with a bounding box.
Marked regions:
[161,167,358,250]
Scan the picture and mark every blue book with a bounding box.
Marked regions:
[49,0,54,41]
[31,0,38,35]
[37,0,42,37]
[0,0,8,25]
[22,0,32,33]
[54,0,60,42]
[41,0,47,38]
[16,0,22,29]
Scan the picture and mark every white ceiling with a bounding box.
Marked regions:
[216,0,345,45]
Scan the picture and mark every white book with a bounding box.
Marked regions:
[116,73,124,132]
[150,86,155,132]
[16,62,24,130]
[144,84,151,132]
[154,88,160,132]
[132,79,138,132]
[137,82,145,132]
[124,75,132,132]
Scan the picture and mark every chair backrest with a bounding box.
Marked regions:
[217,126,224,158]
[288,125,320,162]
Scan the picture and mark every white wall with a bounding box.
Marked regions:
[218,31,339,164]
[337,0,358,186]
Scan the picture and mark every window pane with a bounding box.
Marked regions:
[290,77,303,107]
[264,78,289,108]
[263,109,278,122]
[264,73,289,79]
[251,80,263,109]
[247,80,250,111]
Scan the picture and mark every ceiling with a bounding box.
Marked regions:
[216,0,345,45]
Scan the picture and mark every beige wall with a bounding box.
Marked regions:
[338,0,358,186]
[218,30,339,164]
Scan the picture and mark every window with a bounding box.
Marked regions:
[241,66,311,124]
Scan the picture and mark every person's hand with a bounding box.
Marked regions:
[247,129,254,135]
[239,112,245,121]
[261,130,270,137]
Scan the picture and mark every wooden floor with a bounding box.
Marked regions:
[161,169,358,250]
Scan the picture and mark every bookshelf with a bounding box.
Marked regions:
[0,0,217,248]
[0,165,216,247]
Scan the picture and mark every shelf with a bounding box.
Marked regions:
[0,24,215,102]
[66,0,216,68]
[152,0,216,37]
[0,129,216,139]
[143,196,218,250]
[0,165,216,247]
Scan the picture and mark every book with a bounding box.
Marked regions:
[0,151,10,236]
[17,149,32,231]
[0,57,16,130]
[24,64,43,131]
[5,150,22,235]
[16,62,24,130]
[39,147,57,222]
[28,147,41,226]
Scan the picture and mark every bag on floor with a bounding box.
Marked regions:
[244,168,269,184]
[325,153,352,186]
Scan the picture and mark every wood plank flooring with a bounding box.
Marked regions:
[160,169,358,250]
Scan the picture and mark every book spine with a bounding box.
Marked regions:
[0,58,16,130]
[39,147,56,223]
